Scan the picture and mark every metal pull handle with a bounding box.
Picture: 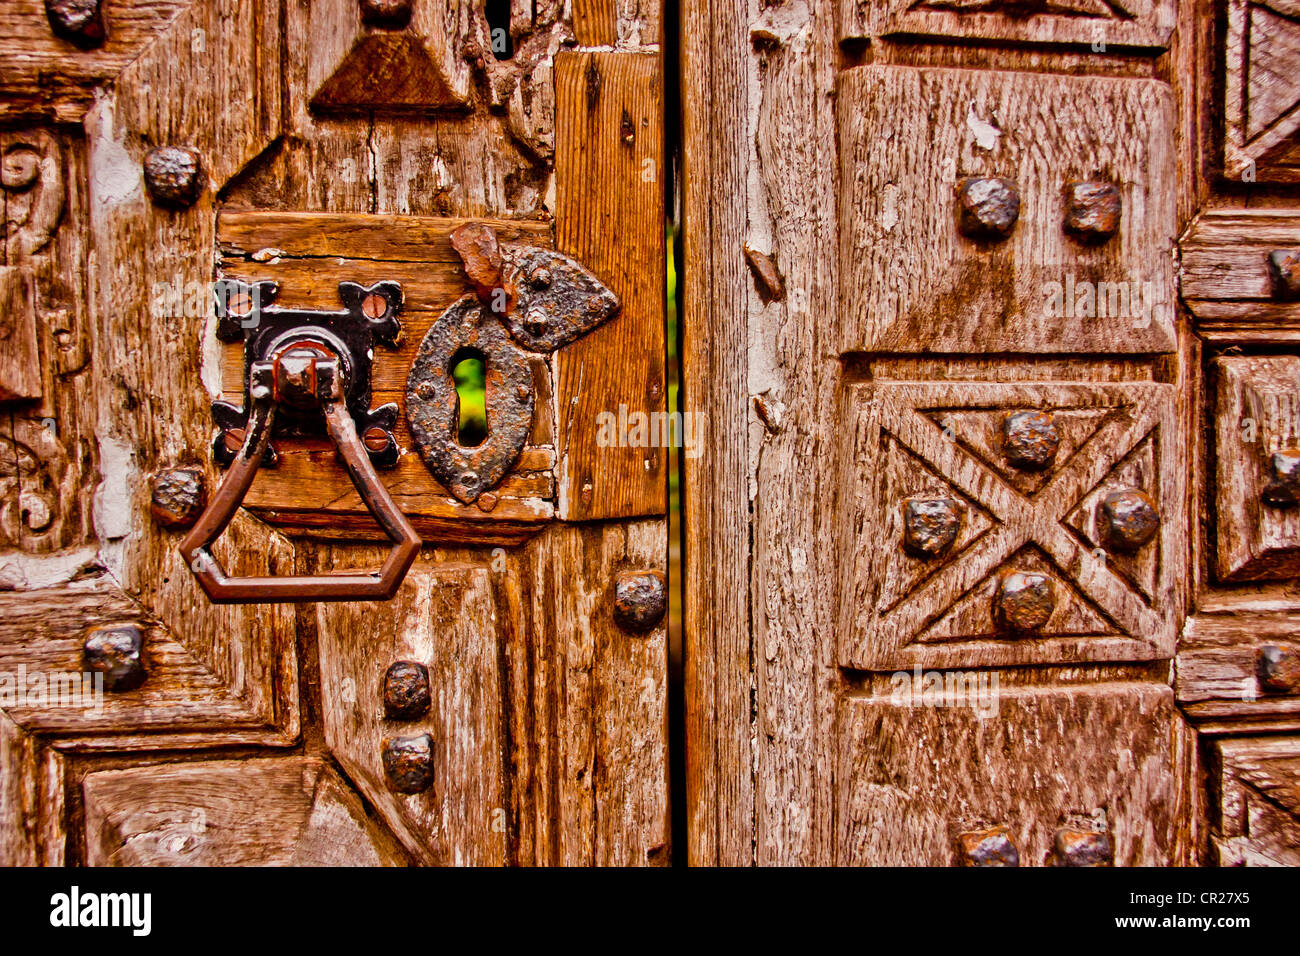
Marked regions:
[181,330,419,604]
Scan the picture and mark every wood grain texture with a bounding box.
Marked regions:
[680,0,756,867]
[554,51,666,521]
[839,377,1184,670]
[83,756,409,866]
[575,0,661,48]
[0,576,297,748]
[1213,356,1300,581]
[1223,0,1300,182]
[1182,211,1300,340]
[1178,612,1300,730]
[839,680,1195,865]
[839,65,1176,354]
[315,558,507,866]
[0,0,190,122]
[1210,736,1300,865]
[81,0,300,758]
[506,520,670,865]
[841,0,1177,48]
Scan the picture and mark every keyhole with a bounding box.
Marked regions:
[451,347,488,448]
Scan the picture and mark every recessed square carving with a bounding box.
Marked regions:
[838,66,1176,355]
[839,0,1177,49]
[1213,355,1300,581]
[1210,736,1300,866]
[838,378,1182,671]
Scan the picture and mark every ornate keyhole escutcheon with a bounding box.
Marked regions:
[406,222,621,504]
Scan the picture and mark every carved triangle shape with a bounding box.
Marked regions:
[1063,428,1161,605]
[310,34,468,115]
[915,544,1120,645]
[877,434,998,613]
[1247,3,1300,141]
[922,405,1117,497]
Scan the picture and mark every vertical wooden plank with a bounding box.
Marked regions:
[554,51,666,521]
[574,0,618,47]
[510,520,670,865]
[680,0,755,866]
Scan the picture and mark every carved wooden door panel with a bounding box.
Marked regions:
[0,0,668,866]
[683,0,1299,866]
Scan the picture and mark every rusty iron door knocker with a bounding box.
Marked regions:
[180,280,419,603]
[406,222,621,504]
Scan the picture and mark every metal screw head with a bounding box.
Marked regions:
[149,468,207,530]
[142,146,203,208]
[995,570,1055,633]
[1064,180,1122,243]
[1098,488,1160,552]
[956,177,1020,241]
[1052,828,1113,867]
[1257,645,1300,694]
[83,624,147,692]
[956,826,1020,867]
[382,733,434,794]
[903,495,964,558]
[613,569,667,633]
[45,0,106,48]
[1002,410,1059,471]
[1262,448,1300,507]
[1268,250,1300,301]
[383,661,431,720]
[360,0,412,28]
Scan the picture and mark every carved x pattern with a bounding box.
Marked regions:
[848,381,1179,671]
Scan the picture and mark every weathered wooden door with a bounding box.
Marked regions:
[0,0,668,865]
[683,0,1300,866]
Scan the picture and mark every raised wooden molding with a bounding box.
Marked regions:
[841,0,1177,49]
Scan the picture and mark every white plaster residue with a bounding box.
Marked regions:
[966,104,1002,152]
[93,436,138,542]
[0,546,101,591]
[751,0,812,43]
[881,183,899,232]
[88,92,143,208]
[200,306,225,400]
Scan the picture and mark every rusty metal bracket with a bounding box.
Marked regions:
[405,222,620,504]
[179,280,419,603]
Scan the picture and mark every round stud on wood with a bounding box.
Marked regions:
[1257,645,1300,694]
[1268,250,1300,301]
[383,661,431,720]
[995,570,1054,634]
[382,733,434,794]
[45,0,106,49]
[613,569,667,633]
[1064,180,1122,243]
[149,468,207,530]
[1051,828,1113,867]
[83,624,147,692]
[1,147,41,192]
[1098,488,1160,553]
[1001,410,1059,471]
[956,826,1020,867]
[360,0,413,28]
[902,495,964,559]
[956,176,1020,241]
[142,146,203,208]
[1262,449,1300,507]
